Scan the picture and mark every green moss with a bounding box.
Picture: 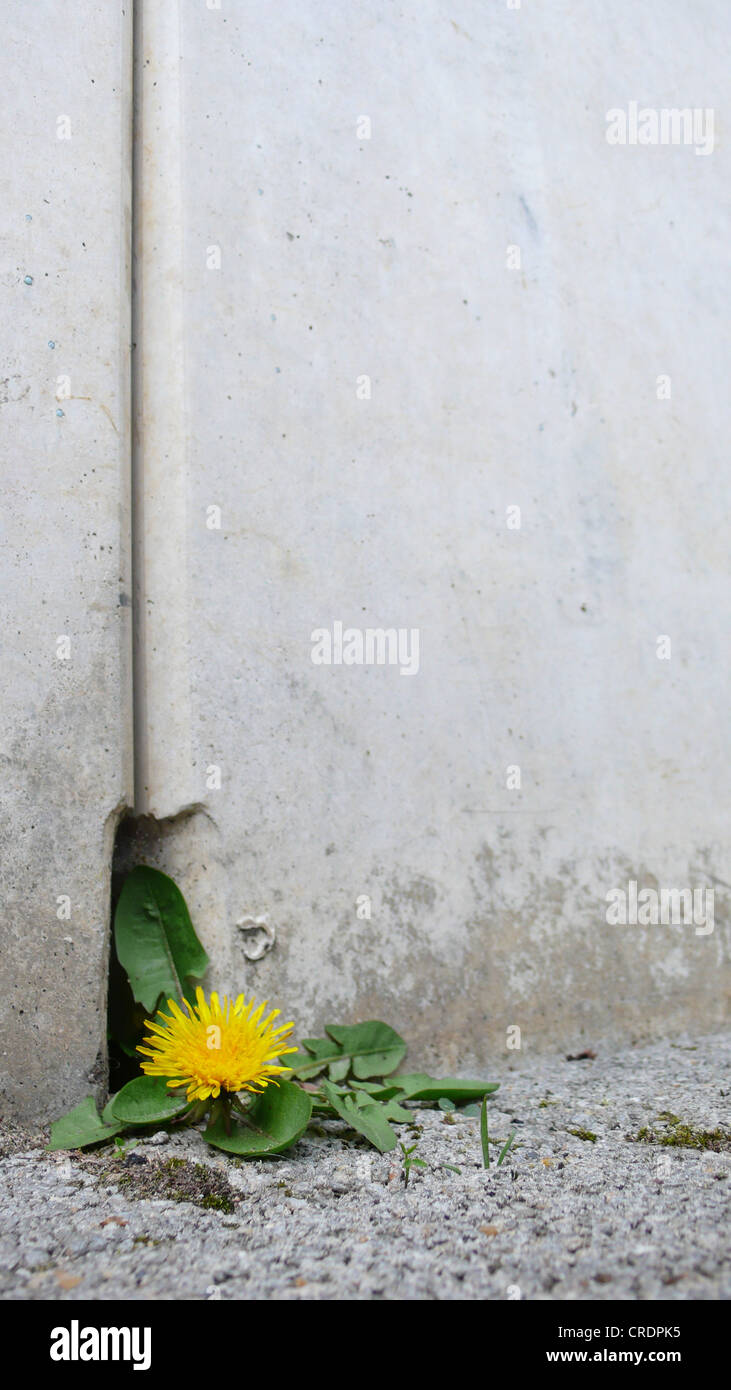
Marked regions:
[635,1115,730,1152]
[568,1128,598,1143]
[658,1127,726,1151]
[201,1194,234,1213]
[539,1099,558,1109]
[112,1155,237,1213]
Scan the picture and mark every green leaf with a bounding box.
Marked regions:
[321,1081,398,1152]
[326,1022,406,1078]
[381,1098,413,1123]
[497,1130,516,1166]
[101,1094,120,1125]
[289,1021,406,1081]
[110,1075,190,1126]
[349,1082,410,1121]
[289,1037,338,1081]
[480,1095,490,1168]
[114,866,209,1013]
[47,1097,123,1151]
[438,1097,456,1112]
[351,1088,376,1109]
[343,1088,410,1123]
[392,1074,500,1103]
[204,1081,312,1156]
[327,1056,351,1082]
[388,1071,433,1095]
[348,1079,405,1100]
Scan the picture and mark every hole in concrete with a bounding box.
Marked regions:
[107,806,212,1092]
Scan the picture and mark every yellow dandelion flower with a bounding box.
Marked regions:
[137,987,298,1103]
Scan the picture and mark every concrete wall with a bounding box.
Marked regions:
[3,1,729,1119]
[0,3,133,1118]
[138,0,729,1068]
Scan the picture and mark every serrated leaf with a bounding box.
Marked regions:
[325,1021,406,1078]
[299,1038,334,1059]
[328,1056,351,1082]
[114,866,209,1014]
[329,1078,408,1103]
[351,1089,375,1108]
[388,1072,432,1095]
[204,1081,312,1156]
[110,1075,190,1126]
[289,1037,339,1081]
[350,1083,411,1122]
[391,1075,500,1103]
[320,1080,398,1152]
[289,1020,406,1082]
[381,1098,413,1123]
[47,1097,123,1152]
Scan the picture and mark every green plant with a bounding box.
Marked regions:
[480,1096,515,1168]
[497,1130,516,1165]
[49,867,501,1161]
[480,1094,491,1168]
[399,1141,427,1186]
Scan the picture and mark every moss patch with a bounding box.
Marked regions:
[114,1156,238,1213]
[568,1128,598,1143]
[634,1115,730,1152]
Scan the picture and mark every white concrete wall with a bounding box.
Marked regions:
[0,3,133,1117]
[136,0,729,1067]
[2,1,729,1118]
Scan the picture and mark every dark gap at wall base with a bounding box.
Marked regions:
[107,810,206,1093]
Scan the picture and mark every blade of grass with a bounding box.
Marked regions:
[480,1095,490,1168]
[497,1130,516,1166]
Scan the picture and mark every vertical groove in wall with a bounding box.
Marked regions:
[119,0,136,809]
[131,0,193,817]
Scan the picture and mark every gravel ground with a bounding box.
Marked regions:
[1,1033,729,1301]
